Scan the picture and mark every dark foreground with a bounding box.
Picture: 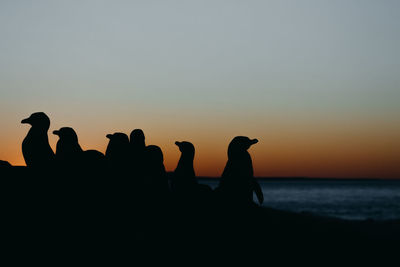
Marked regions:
[2,167,399,263]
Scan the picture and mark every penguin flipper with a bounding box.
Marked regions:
[253,179,264,205]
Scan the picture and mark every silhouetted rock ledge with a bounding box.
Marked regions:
[1,168,399,263]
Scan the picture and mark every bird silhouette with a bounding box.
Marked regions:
[217,136,263,205]
[129,129,146,176]
[130,129,145,151]
[53,127,83,168]
[143,145,170,200]
[172,141,197,194]
[105,132,130,169]
[21,112,55,169]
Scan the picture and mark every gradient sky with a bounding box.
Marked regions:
[1,0,399,178]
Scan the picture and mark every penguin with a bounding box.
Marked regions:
[21,112,55,169]
[172,141,197,193]
[53,127,83,168]
[217,136,263,205]
[130,129,145,152]
[105,132,130,170]
[141,145,170,237]
[172,141,213,207]
[129,129,146,177]
[143,145,170,200]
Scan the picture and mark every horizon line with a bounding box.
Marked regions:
[196,176,400,180]
[8,166,399,180]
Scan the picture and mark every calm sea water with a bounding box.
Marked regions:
[200,179,400,221]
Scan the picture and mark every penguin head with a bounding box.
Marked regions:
[227,136,258,158]
[144,145,164,166]
[105,132,129,157]
[106,132,129,146]
[53,127,79,144]
[21,112,50,130]
[130,129,145,148]
[175,141,195,157]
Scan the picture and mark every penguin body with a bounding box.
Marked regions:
[129,129,146,177]
[130,129,145,152]
[105,132,130,170]
[21,112,55,169]
[53,127,83,168]
[143,145,169,198]
[218,136,263,205]
[172,141,197,193]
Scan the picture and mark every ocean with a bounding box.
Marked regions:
[200,178,400,221]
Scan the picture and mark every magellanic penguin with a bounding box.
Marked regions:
[21,112,55,169]
[105,132,130,170]
[53,127,83,167]
[143,145,170,200]
[172,141,197,193]
[130,129,145,152]
[129,129,146,177]
[217,136,263,205]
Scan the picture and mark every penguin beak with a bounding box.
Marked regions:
[53,130,60,136]
[250,139,259,145]
[106,134,113,139]
[21,118,30,124]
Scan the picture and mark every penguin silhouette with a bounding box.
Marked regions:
[143,145,170,200]
[105,132,130,170]
[172,141,213,207]
[129,129,146,177]
[172,141,197,193]
[21,112,55,169]
[217,136,263,205]
[130,129,145,152]
[53,127,83,168]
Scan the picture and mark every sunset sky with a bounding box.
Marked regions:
[1,0,399,178]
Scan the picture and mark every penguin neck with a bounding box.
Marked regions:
[58,140,83,152]
[226,152,254,177]
[229,150,251,160]
[177,153,195,174]
[28,126,49,139]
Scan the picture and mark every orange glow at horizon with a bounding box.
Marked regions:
[1,112,399,179]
